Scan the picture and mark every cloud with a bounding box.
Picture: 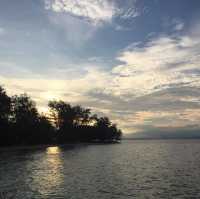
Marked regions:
[126,124,200,139]
[84,86,200,133]
[0,66,111,110]
[95,26,200,133]
[111,29,200,97]
[47,12,97,45]
[118,7,140,19]
[87,25,200,132]
[45,0,140,26]
[45,0,118,25]
[162,18,185,32]
[114,24,132,31]
[1,18,200,134]
[0,61,37,78]
[44,0,139,44]
[44,0,117,44]
[2,24,200,133]
[173,20,184,31]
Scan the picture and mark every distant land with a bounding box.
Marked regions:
[123,125,200,139]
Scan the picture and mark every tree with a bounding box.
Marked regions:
[48,101,74,129]
[72,105,91,126]
[110,124,122,140]
[48,101,92,141]
[95,117,111,128]
[12,94,38,122]
[94,117,111,141]
[48,101,92,127]
[36,114,55,144]
[0,86,11,122]
[11,94,39,144]
[93,117,122,141]
[0,86,12,145]
[11,94,56,144]
[48,100,122,142]
[0,86,122,146]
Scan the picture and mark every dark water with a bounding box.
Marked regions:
[1,140,200,199]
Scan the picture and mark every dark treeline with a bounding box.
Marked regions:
[0,86,122,146]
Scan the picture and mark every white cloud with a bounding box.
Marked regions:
[162,18,184,32]
[0,66,110,108]
[45,0,140,26]
[174,21,184,31]
[111,30,200,96]
[45,0,117,25]
[45,0,139,44]
[118,7,140,19]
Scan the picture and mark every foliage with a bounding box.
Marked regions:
[0,86,11,121]
[0,86,122,146]
[0,87,12,145]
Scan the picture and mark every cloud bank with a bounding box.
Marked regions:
[1,23,200,133]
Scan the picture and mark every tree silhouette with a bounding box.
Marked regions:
[73,105,91,126]
[11,94,54,144]
[93,117,122,141]
[48,101,91,141]
[36,114,55,144]
[49,100,122,142]
[0,86,11,121]
[48,101,92,127]
[0,86,12,145]
[0,86,122,146]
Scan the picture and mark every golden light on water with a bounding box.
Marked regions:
[29,146,64,196]
[46,146,61,154]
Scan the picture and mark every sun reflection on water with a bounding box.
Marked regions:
[46,146,61,154]
[28,146,64,196]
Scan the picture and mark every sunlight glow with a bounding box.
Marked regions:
[42,91,61,101]
[46,146,61,154]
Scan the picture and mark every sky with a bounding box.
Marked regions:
[0,0,200,135]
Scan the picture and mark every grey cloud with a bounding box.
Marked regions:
[85,86,200,113]
[182,69,200,76]
[80,86,200,133]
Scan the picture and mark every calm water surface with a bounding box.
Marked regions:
[1,140,200,199]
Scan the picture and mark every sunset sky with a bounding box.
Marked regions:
[0,0,200,134]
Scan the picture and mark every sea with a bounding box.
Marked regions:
[1,139,200,199]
